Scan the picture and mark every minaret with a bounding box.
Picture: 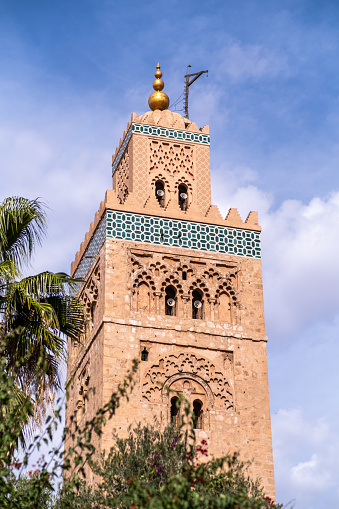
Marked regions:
[66,64,275,498]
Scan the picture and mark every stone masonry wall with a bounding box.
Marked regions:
[67,238,275,497]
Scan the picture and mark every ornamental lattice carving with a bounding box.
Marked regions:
[150,140,194,177]
[142,352,233,410]
[196,145,211,214]
[115,149,130,204]
[132,135,149,204]
[81,263,100,328]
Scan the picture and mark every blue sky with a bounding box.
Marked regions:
[1,1,339,507]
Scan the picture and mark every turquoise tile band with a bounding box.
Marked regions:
[132,123,210,145]
[107,211,260,256]
[74,211,261,280]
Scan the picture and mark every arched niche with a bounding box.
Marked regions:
[218,292,231,323]
[192,289,204,320]
[137,282,150,312]
[155,180,165,207]
[163,374,211,431]
[165,285,177,316]
[178,183,188,211]
[162,372,214,409]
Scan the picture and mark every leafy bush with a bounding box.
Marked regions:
[55,395,282,509]
[0,356,283,508]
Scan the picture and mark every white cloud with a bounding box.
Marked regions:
[262,191,339,340]
[272,409,339,508]
[212,164,273,218]
[218,42,288,81]
[0,88,121,275]
[212,166,339,342]
[212,167,339,507]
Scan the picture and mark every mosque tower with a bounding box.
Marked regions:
[66,64,275,497]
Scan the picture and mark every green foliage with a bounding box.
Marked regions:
[0,196,87,436]
[55,395,282,509]
[0,353,283,508]
[4,473,54,509]
[0,349,138,508]
[92,422,187,495]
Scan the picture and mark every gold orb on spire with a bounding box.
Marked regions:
[148,63,170,111]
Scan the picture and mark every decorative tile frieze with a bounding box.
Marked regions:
[74,210,260,281]
[73,215,106,280]
[106,211,260,257]
[132,123,210,145]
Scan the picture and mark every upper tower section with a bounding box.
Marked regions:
[112,64,212,216]
[71,64,261,277]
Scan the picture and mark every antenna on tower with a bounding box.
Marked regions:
[184,66,208,119]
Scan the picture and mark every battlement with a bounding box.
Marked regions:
[71,187,260,277]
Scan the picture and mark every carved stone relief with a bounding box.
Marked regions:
[77,363,90,423]
[130,251,240,323]
[114,149,130,204]
[81,262,100,331]
[142,352,234,410]
[149,140,194,178]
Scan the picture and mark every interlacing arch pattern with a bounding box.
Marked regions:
[132,269,156,292]
[175,176,193,193]
[80,263,100,317]
[151,174,171,194]
[142,352,234,410]
[159,274,184,295]
[188,278,210,298]
[114,149,130,204]
[216,280,237,302]
[77,260,100,342]
[131,254,240,323]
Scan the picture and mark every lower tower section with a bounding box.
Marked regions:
[66,206,275,498]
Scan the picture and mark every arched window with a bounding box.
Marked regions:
[178,184,188,211]
[192,290,203,320]
[193,400,203,429]
[165,286,177,316]
[141,348,149,361]
[170,396,180,427]
[155,181,165,207]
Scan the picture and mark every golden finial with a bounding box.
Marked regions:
[148,63,170,111]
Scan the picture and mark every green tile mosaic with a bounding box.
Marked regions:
[107,210,260,258]
[132,123,210,145]
[74,210,261,282]
[73,217,106,280]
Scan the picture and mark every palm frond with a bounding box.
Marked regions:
[0,197,87,441]
[0,196,47,269]
[46,294,86,341]
[0,259,19,285]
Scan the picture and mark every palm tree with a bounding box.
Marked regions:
[0,197,86,431]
